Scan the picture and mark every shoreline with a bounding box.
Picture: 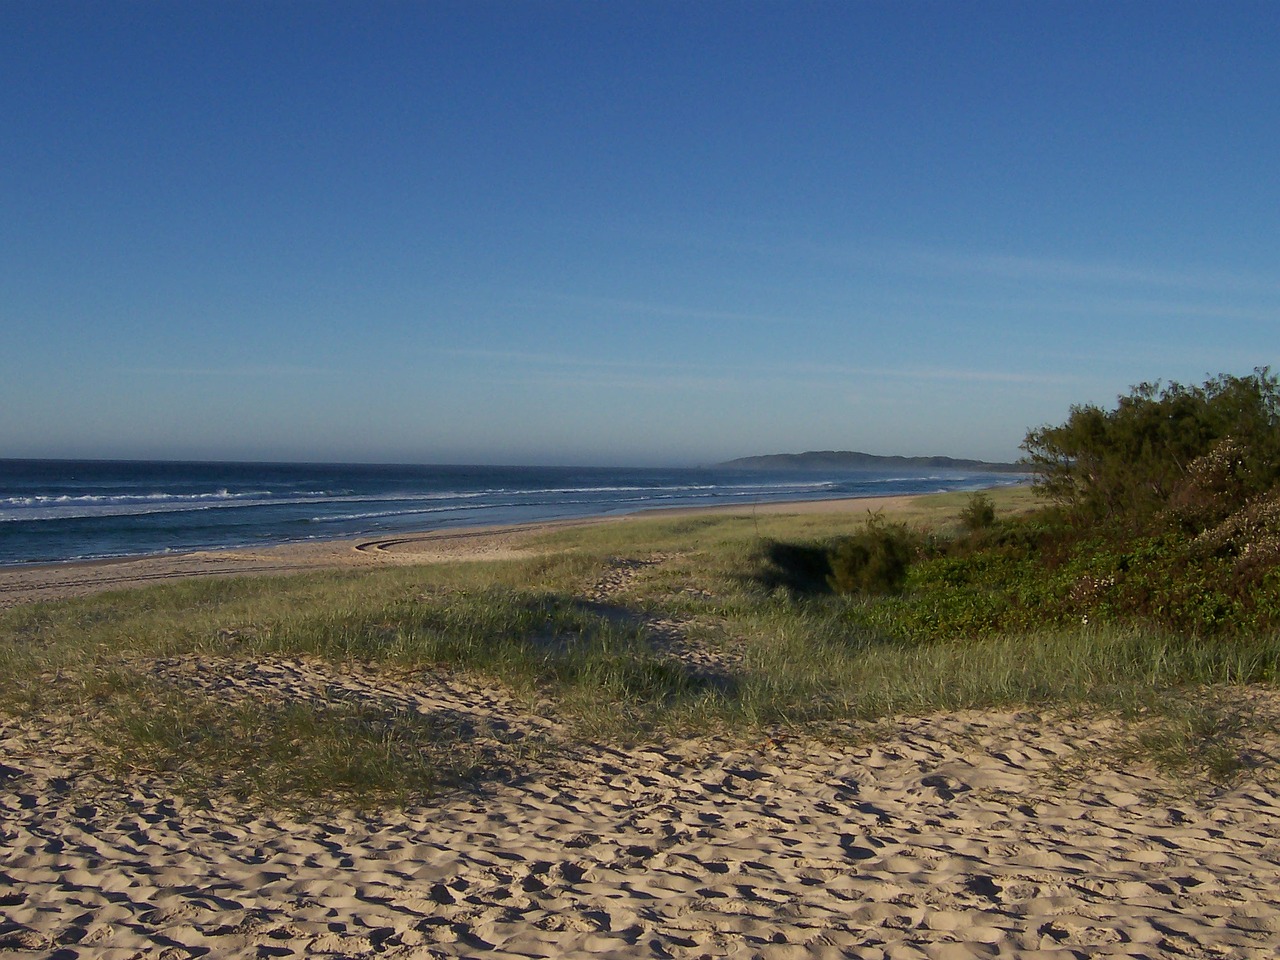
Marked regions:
[0,493,929,608]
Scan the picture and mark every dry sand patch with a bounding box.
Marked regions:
[4,659,1280,959]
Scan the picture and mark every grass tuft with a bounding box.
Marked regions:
[1119,695,1257,784]
[101,685,517,809]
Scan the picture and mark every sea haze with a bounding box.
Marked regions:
[0,459,1028,566]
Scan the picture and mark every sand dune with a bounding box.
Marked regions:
[3,653,1279,959]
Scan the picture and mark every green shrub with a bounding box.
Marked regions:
[1022,368,1280,532]
[994,369,1280,637]
[826,516,916,595]
[959,492,996,531]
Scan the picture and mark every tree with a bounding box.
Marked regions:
[1021,368,1280,532]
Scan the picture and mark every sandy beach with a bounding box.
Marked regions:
[0,495,927,610]
[5,671,1279,959]
[4,497,1280,958]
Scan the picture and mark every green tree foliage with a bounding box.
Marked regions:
[1021,368,1280,532]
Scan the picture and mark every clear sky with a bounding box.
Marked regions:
[4,1,1278,466]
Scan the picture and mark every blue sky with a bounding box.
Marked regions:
[4,1,1277,466]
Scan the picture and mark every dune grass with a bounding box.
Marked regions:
[101,683,542,807]
[2,486,1274,808]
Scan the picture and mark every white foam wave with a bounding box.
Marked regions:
[1,488,275,507]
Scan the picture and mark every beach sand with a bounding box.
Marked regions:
[0,495,925,610]
[4,497,1280,958]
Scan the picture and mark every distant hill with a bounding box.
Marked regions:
[719,450,1028,473]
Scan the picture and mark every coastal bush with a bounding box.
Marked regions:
[750,401,1280,641]
[840,525,1280,643]
[826,515,917,595]
[747,471,1280,642]
[752,514,920,597]
[958,492,996,532]
[881,368,1280,639]
[1021,368,1280,532]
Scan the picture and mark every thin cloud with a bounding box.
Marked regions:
[737,235,1280,299]
[440,347,1064,390]
[549,294,793,326]
[784,362,1073,386]
[437,349,746,392]
[899,246,1280,296]
[121,365,334,378]
[501,370,750,393]
[871,289,1279,324]
[439,346,707,374]
[1075,298,1279,323]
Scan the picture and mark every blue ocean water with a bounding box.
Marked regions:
[0,459,1027,567]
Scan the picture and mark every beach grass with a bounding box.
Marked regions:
[102,685,525,807]
[2,485,1274,808]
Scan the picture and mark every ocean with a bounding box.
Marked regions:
[0,459,1027,567]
